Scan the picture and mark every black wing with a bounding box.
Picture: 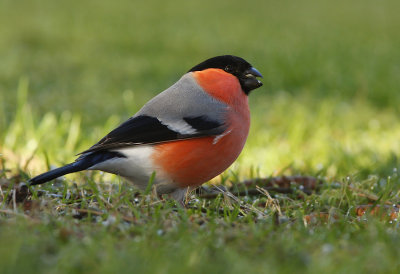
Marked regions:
[79,115,225,154]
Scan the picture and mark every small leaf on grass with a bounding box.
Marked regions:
[355,204,400,221]
[304,212,338,224]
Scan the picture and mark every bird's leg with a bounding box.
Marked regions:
[169,187,192,207]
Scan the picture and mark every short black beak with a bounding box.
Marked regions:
[241,67,263,94]
[246,67,263,78]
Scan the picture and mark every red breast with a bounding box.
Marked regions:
[152,69,250,187]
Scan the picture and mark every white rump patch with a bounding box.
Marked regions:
[89,146,158,190]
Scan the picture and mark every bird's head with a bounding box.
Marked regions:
[188,55,263,95]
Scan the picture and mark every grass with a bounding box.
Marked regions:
[1,0,400,273]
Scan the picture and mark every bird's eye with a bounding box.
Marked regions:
[224,65,232,72]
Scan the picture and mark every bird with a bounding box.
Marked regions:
[29,55,263,204]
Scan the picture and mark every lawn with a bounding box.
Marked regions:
[1,0,400,273]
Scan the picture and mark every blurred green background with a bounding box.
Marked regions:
[1,1,400,273]
[1,0,399,176]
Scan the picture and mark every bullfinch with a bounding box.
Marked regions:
[29,55,263,203]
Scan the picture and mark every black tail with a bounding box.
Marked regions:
[29,151,126,185]
[29,162,87,185]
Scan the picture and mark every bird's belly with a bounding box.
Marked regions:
[152,126,248,187]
